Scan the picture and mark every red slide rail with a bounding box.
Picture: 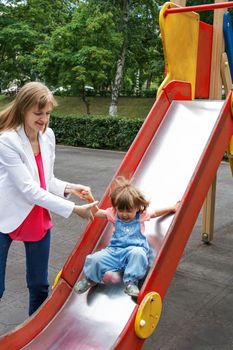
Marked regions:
[164,1,233,16]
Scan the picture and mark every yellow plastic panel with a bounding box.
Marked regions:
[157,2,199,98]
[135,292,162,339]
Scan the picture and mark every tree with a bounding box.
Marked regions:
[0,0,78,88]
[122,1,163,96]
[36,2,121,114]
[87,0,160,116]
[0,0,165,114]
[108,0,129,116]
[0,2,39,88]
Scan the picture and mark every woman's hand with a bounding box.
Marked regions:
[65,184,91,200]
[73,201,99,221]
[173,201,181,212]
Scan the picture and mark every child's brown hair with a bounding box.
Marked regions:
[110,177,150,212]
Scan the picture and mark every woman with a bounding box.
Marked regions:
[0,81,97,315]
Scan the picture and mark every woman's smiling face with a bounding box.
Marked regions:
[24,102,52,136]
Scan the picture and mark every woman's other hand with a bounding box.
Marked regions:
[73,201,99,221]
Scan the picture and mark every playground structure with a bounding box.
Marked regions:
[1,2,233,349]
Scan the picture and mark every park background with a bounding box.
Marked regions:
[0,0,227,151]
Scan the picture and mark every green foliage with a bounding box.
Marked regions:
[0,0,164,98]
[36,3,121,94]
[0,0,219,98]
[187,0,213,24]
[0,0,77,87]
[92,0,163,97]
[50,113,143,151]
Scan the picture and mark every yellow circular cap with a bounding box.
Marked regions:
[135,291,162,339]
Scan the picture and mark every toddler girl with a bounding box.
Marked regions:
[74,177,179,297]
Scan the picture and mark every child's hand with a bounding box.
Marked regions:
[79,189,99,216]
[80,189,95,203]
[66,184,91,200]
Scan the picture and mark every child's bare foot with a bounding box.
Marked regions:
[102,271,121,284]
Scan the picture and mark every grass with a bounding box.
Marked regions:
[0,95,12,108]
[0,94,156,119]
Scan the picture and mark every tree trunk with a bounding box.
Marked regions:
[134,69,140,96]
[81,88,90,115]
[146,74,152,89]
[109,44,127,117]
[109,0,129,117]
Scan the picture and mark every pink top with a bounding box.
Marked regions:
[9,152,53,241]
[104,207,151,235]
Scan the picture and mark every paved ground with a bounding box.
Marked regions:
[1,145,233,350]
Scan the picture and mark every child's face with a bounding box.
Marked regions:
[116,208,138,222]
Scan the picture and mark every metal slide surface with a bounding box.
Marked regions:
[21,98,228,350]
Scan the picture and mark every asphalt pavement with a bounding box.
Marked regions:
[0,145,233,350]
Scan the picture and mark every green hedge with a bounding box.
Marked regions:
[50,114,144,151]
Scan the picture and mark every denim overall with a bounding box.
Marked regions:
[84,212,150,284]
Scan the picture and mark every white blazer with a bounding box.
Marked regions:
[0,126,75,233]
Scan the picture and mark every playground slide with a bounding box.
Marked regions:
[1,82,233,350]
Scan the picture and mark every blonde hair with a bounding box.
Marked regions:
[110,177,150,212]
[0,81,57,132]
